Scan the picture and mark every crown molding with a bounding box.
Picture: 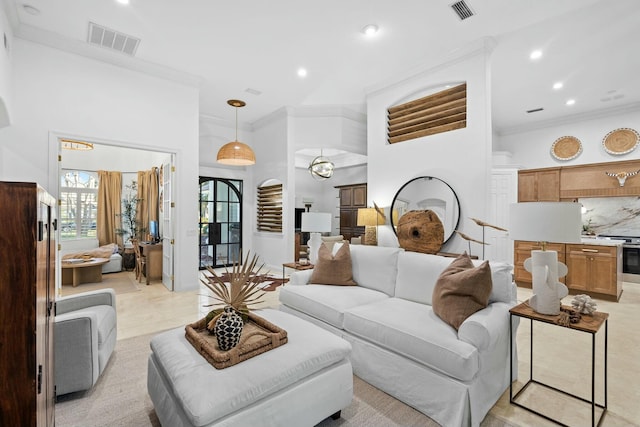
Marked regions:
[496,102,640,136]
[366,37,496,99]
[15,23,204,88]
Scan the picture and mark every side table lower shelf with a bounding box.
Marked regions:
[509,301,608,427]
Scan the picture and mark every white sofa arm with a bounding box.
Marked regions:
[56,288,116,315]
[457,302,512,351]
[289,269,313,286]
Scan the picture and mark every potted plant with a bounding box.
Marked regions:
[116,181,146,270]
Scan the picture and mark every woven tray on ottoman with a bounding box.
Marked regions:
[185,311,287,369]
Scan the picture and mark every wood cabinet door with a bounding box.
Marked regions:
[566,250,590,291]
[339,188,352,206]
[537,169,560,201]
[590,252,617,295]
[517,172,537,202]
[352,185,367,207]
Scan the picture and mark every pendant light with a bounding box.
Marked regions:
[216,99,256,166]
[308,149,334,180]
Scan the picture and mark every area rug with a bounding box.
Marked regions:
[60,271,140,297]
[55,331,515,427]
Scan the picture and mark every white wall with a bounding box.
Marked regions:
[495,108,640,168]
[0,5,12,128]
[0,39,200,291]
[250,108,291,270]
[367,41,494,255]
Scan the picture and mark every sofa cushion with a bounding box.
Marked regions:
[394,252,453,305]
[321,235,346,253]
[432,253,492,330]
[309,243,356,286]
[348,245,403,296]
[343,298,479,381]
[472,259,514,304]
[279,284,389,329]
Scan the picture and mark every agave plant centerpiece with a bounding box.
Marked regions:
[200,252,266,350]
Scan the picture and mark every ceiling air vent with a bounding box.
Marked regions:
[526,108,544,113]
[450,1,475,20]
[87,22,140,56]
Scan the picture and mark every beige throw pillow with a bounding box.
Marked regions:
[309,242,357,286]
[432,252,492,330]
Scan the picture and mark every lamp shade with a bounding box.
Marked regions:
[509,202,581,243]
[357,208,383,226]
[216,141,256,165]
[301,212,332,233]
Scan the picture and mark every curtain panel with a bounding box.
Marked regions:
[97,170,122,247]
[136,167,159,240]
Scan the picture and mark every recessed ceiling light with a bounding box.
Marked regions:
[297,68,307,78]
[553,82,563,90]
[22,4,40,15]
[116,0,130,5]
[566,99,576,106]
[362,24,379,37]
[529,50,543,60]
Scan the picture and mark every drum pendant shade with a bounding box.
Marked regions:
[217,100,256,166]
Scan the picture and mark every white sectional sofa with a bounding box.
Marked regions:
[60,239,122,274]
[279,244,519,427]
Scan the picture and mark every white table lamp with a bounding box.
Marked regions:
[301,212,332,264]
[509,202,582,315]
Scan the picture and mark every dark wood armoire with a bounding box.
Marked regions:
[335,183,367,241]
[0,182,56,426]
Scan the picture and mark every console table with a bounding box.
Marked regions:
[509,301,608,426]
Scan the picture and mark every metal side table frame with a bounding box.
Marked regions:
[509,301,608,427]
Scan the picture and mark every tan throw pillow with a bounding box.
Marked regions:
[432,252,493,330]
[309,242,357,286]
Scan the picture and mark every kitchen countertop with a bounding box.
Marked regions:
[579,236,625,246]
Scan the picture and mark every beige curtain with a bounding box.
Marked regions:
[97,170,122,247]
[136,167,159,240]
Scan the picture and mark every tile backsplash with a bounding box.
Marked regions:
[580,196,640,236]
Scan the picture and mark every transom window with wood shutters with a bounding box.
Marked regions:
[387,83,467,144]
[257,183,282,232]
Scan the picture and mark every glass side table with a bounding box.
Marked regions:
[509,301,608,427]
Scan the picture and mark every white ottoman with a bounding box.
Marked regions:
[147,309,353,427]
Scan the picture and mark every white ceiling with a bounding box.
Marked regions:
[3,0,639,136]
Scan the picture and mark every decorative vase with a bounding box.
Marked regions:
[214,306,244,351]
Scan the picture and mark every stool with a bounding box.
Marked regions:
[147,309,353,427]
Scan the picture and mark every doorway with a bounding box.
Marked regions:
[56,137,176,291]
[199,177,243,269]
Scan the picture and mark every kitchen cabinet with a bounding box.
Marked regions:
[336,183,366,241]
[565,244,622,301]
[514,241,623,301]
[513,241,565,286]
[517,169,560,202]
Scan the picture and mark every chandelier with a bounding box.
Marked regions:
[216,99,256,166]
[308,150,334,180]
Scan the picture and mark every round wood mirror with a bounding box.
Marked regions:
[391,176,461,244]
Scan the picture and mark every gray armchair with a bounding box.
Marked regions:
[54,288,117,396]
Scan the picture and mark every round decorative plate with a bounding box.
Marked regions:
[602,128,640,155]
[551,136,582,161]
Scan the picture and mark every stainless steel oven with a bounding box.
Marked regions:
[623,244,640,275]
[597,234,640,275]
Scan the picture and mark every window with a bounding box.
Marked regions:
[60,170,99,239]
